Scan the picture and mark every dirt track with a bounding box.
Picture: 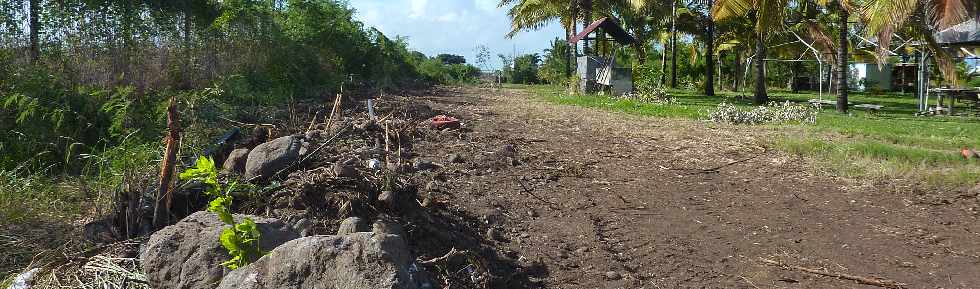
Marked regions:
[408,86,980,288]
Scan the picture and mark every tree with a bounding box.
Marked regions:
[28,0,39,62]
[862,0,978,85]
[540,37,571,84]
[835,1,848,113]
[670,0,679,88]
[436,54,466,65]
[713,0,793,104]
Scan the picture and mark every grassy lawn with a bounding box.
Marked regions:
[518,84,980,188]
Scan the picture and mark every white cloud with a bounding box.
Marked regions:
[435,11,460,22]
[349,0,564,69]
[409,0,428,18]
[473,0,498,12]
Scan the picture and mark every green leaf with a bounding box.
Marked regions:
[220,227,242,253]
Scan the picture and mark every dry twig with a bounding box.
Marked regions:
[418,247,468,265]
[759,258,907,288]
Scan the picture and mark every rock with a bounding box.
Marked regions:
[557,251,569,259]
[338,217,367,235]
[83,218,120,244]
[304,130,322,141]
[527,209,538,218]
[333,161,359,178]
[423,181,439,193]
[222,148,250,174]
[447,153,464,163]
[216,233,419,289]
[372,217,404,236]
[354,119,379,131]
[604,271,621,280]
[378,190,396,207]
[486,228,502,241]
[244,135,309,181]
[482,208,503,225]
[293,218,312,237]
[497,144,517,158]
[140,212,300,289]
[412,159,437,172]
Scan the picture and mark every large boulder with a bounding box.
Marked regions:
[216,233,419,289]
[140,211,300,289]
[244,135,309,180]
[222,148,250,174]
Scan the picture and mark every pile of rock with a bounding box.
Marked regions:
[141,212,424,289]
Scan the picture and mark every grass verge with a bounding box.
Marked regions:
[520,84,980,187]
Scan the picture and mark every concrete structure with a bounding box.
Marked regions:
[851,63,893,91]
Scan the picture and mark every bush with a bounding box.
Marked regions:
[622,87,674,104]
[708,102,817,125]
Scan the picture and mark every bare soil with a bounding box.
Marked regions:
[407,86,980,288]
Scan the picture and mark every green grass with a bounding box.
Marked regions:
[520,84,980,187]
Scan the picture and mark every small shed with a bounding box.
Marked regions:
[568,17,636,95]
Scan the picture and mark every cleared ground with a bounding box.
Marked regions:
[413,86,980,288]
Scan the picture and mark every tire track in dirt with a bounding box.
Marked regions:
[413,86,980,289]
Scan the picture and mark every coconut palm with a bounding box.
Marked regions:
[712,0,852,108]
[500,0,581,79]
[711,0,791,104]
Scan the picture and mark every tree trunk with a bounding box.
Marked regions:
[705,15,715,96]
[28,0,40,62]
[790,62,800,92]
[733,48,740,91]
[569,1,579,92]
[581,0,592,55]
[565,24,572,78]
[670,0,678,88]
[153,97,181,229]
[661,41,668,86]
[754,32,768,105]
[836,3,849,113]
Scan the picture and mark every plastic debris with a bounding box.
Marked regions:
[428,115,460,130]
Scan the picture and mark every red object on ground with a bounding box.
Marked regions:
[430,115,460,130]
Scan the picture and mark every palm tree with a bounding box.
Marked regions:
[500,0,580,85]
[862,0,978,85]
[712,0,789,104]
[834,1,849,113]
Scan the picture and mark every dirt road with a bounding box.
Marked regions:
[407,86,980,288]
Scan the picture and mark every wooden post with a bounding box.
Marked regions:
[153,96,181,229]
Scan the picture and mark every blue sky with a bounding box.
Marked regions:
[347,0,565,70]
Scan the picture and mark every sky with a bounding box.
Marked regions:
[347,0,565,70]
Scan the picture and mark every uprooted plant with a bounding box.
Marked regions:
[621,87,674,104]
[708,101,818,125]
[179,156,263,270]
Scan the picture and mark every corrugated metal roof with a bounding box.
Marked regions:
[568,17,636,46]
[936,19,980,46]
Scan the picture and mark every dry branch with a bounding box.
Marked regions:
[759,258,907,289]
[325,93,343,133]
[153,96,180,229]
[418,247,467,265]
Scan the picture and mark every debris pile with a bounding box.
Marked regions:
[131,94,501,289]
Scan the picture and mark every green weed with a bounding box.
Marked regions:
[180,157,263,270]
